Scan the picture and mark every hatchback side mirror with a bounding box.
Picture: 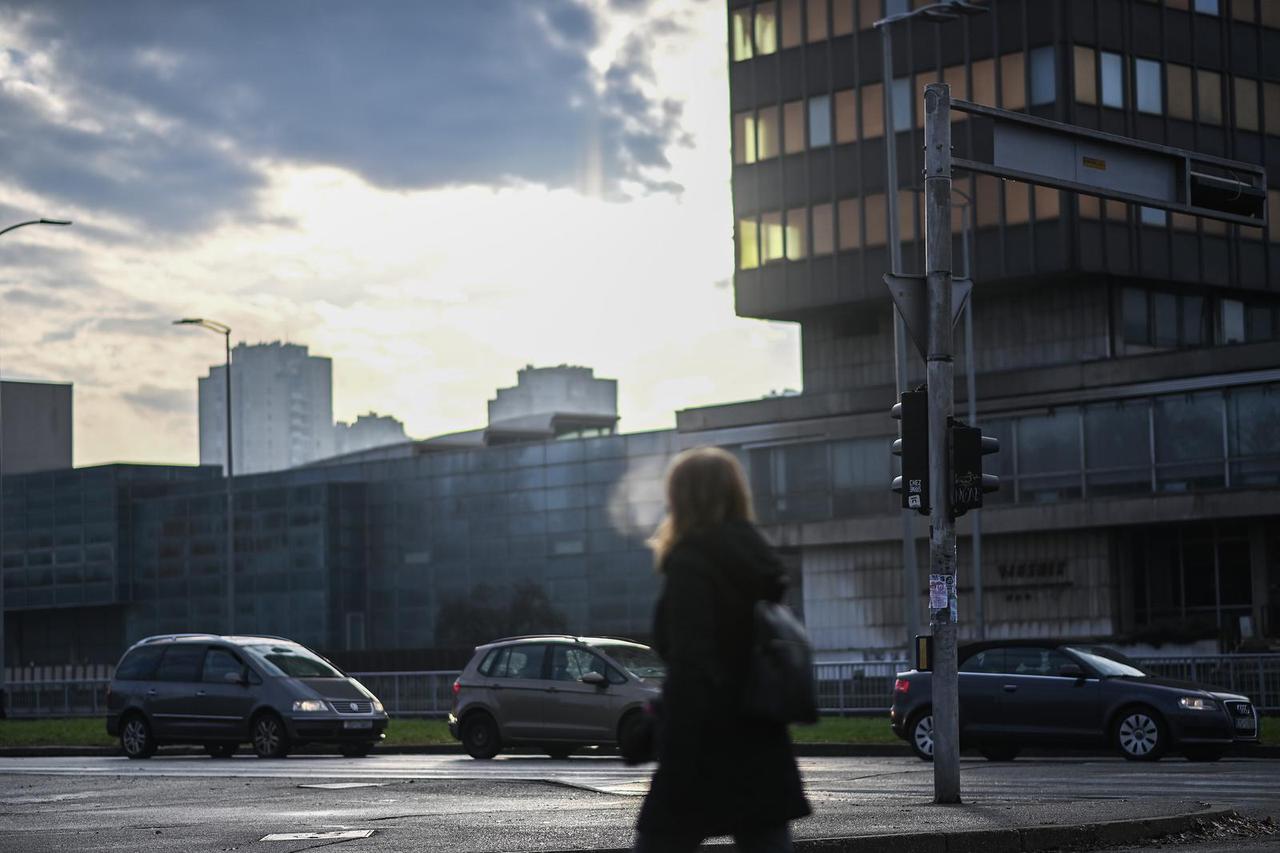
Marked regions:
[1058,664,1086,679]
[580,671,607,688]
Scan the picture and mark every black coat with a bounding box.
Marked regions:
[636,520,811,837]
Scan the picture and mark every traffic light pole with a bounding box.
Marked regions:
[923,82,960,804]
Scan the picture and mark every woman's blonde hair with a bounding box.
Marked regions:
[647,446,755,569]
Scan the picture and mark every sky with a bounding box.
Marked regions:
[0,0,801,467]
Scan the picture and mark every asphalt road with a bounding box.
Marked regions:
[0,754,1276,852]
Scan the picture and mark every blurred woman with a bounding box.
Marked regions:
[634,446,810,853]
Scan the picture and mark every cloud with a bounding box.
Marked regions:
[0,0,692,235]
[123,383,191,415]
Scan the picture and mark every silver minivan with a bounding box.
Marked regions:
[106,633,388,759]
[448,634,664,759]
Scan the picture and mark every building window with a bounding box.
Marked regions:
[758,105,780,159]
[1219,298,1245,343]
[733,112,756,165]
[863,193,887,245]
[812,203,834,254]
[1000,52,1027,110]
[755,2,779,55]
[834,0,854,34]
[884,0,909,15]
[1166,64,1192,120]
[972,57,996,106]
[1265,82,1280,135]
[732,9,753,61]
[1234,77,1258,131]
[1197,69,1223,124]
[1246,305,1276,341]
[891,76,912,131]
[1016,411,1083,502]
[1035,185,1061,220]
[781,0,803,48]
[1140,206,1168,226]
[1135,58,1163,114]
[837,198,861,250]
[785,208,808,260]
[834,89,856,143]
[1194,0,1220,13]
[808,95,832,147]
[1005,180,1031,224]
[1073,46,1096,105]
[1101,51,1124,108]
[860,83,884,138]
[1029,46,1056,105]
[761,211,785,263]
[806,0,828,41]
[1231,0,1254,21]
[784,100,806,154]
[738,218,760,269]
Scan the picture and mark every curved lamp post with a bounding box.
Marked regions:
[173,318,235,634]
[0,216,72,718]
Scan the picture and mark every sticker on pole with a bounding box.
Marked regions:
[929,575,948,610]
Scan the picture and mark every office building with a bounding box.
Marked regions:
[0,380,72,475]
[334,413,409,457]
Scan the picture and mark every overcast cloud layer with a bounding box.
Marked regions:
[0,0,801,467]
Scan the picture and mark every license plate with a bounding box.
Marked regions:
[1234,718,1254,730]
[343,720,373,730]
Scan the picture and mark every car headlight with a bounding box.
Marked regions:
[292,699,328,713]
[1179,696,1215,711]
[371,699,385,714]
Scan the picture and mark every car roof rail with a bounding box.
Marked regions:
[584,635,645,645]
[225,634,297,644]
[487,634,582,644]
[128,633,220,649]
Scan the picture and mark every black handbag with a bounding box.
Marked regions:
[743,600,819,725]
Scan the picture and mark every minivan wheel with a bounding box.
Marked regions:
[908,710,934,762]
[120,714,155,759]
[204,742,237,759]
[1113,707,1166,761]
[462,713,500,760]
[251,712,291,759]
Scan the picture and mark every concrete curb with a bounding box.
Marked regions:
[534,808,1237,853]
[0,743,1276,758]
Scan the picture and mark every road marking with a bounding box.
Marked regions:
[298,783,386,789]
[260,830,375,841]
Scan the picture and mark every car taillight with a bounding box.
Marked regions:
[894,678,910,694]
[452,679,461,695]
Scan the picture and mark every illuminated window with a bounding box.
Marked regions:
[1035,186,1061,220]
[1078,195,1101,219]
[755,3,779,56]
[972,58,996,106]
[1172,212,1197,231]
[785,208,808,259]
[861,83,884,138]
[758,106,781,160]
[1167,64,1192,120]
[863,194,887,246]
[1005,180,1031,225]
[1105,199,1127,221]
[1101,52,1124,108]
[856,0,877,29]
[943,65,968,121]
[1135,58,1163,114]
[1166,0,1189,9]
[1000,52,1027,110]
[834,89,857,143]
[1266,82,1280,135]
[809,95,832,146]
[732,9,754,61]
[975,175,1000,227]
[781,0,803,48]
[812,203,834,254]
[898,188,918,241]
[761,212,785,263]
[784,100,806,153]
[1197,70,1223,124]
[1264,0,1280,27]
[837,198,861,249]
[807,0,828,41]
[834,0,854,34]
[1073,46,1096,105]
[892,77,912,131]
[733,112,757,165]
[738,218,760,269]
[1231,0,1253,20]
[1234,77,1258,131]
[1029,46,1056,105]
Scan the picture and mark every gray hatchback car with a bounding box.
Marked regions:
[448,635,664,759]
[106,633,388,759]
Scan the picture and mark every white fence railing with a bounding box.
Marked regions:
[4,655,1279,719]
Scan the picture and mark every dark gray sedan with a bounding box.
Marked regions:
[890,641,1259,762]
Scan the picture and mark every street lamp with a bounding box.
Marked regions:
[874,0,988,698]
[174,318,236,635]
[0,216,72,718]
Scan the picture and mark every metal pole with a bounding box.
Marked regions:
[924,81,959,804]
[0,377,6,718]
[878,17,920,656]
[224,332,235,634]
[958,195,983,641]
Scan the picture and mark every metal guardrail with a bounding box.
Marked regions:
[3,656,1279,718]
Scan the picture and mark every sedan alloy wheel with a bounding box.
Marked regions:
[1116,710,1164,761]
[910,712,934,761]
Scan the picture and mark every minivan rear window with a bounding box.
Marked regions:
[244,644,343,678]
[114,646,165,681]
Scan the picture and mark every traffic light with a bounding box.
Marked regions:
[950,419,999,518]
[891,389,929,515]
